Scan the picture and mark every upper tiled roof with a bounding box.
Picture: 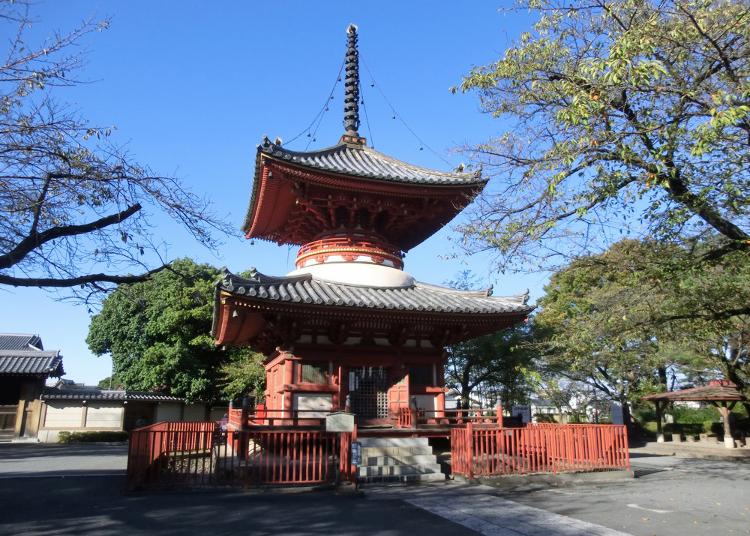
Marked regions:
[42,387,183,402]
[0,350,63,376]
[0,333,43,351]
[217,269,532,316]
[258,138,485,186]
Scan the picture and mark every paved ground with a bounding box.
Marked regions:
[632,441,750,459]
[1,444,749,535]
[0,443,127,477]
[490,453,750,535]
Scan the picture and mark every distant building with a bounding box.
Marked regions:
[529,398,562,422]
[38,381,226,442]
[0,333,64,440]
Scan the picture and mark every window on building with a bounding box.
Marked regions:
[300,362,329,384]
[409,365,433,386]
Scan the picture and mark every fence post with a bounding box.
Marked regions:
[466,422,474,480]
[496,403,503,428]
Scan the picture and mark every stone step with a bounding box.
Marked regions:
[363,454,438,466]
[361,445,434,457]
[358,463,443,478]
[358,437,429,447]
[362,472,446,483]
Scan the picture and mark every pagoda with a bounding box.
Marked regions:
[212,26,532,427]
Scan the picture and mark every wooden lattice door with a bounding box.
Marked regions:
[349,367,389,419]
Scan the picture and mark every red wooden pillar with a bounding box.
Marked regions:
[436,389,446,420]
[466,422,474,479]
[281,351,296,419]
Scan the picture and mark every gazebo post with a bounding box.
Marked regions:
[714,401,736,449]
[654,400,665,443]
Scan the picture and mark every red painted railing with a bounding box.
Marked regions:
[228,408,335,428]
[127,421,217,487]
[396,407,416,428]
[451,423,630,478]
[127,422,355,490]
[415,408,503,427]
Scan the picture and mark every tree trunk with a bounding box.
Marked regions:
[654,401,664,443]
[723,365,750,417]
[620,397,633,429]
[657,366,668,390]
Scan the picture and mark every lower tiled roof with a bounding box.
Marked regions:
[0,350,63,376]
[216,269,532,315]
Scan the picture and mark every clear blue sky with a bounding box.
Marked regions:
[1,1,549,385]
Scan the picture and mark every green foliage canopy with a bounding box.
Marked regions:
[458,0,750,268]
[87,259,264,402]
[446,326,539,409]
[535,238,750,416]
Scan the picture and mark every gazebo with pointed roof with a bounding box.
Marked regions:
[213,25,533,428]
[643,380,746,448]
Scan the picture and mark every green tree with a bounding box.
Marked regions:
[446,328,538,409]
[535,238,750,423]
[0,1,230,299]
[444,271,539,409]
[87,258,264,403]
[457,0,750,269]
[535,241,677,425]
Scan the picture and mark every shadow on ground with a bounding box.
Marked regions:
[0,476,477,536]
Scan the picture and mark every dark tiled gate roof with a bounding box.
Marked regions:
[0,350,63,376]
[217,269,532,315]
[0,333,43,351]
[42,387,183,402]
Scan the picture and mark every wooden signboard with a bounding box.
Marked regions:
[325,411,354,432]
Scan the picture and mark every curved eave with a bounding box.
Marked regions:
[241,143,487,242]
[212,270,533,348]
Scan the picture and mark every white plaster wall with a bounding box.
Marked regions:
[155,402,182,422]
[85,404,123,429]
[38,430,62,443]
[413,395,436,412]
[183,404,207,421]
[209,406,228,421]
[44,403,83,428]
[288,263,414,288]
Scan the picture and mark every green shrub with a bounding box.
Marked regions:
[670,405,718,424]
[57,431,128,444]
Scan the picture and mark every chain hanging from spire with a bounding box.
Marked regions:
[341,24,366,145]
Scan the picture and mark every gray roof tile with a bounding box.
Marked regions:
[258,139,484,186]
[217,270,532,316]
[0,333,43,351]
[0,350,63,376]
[42,387,183,402]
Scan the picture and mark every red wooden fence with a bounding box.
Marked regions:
[452,423,630,478]
[127,421,354,490]
[227,407,333,428]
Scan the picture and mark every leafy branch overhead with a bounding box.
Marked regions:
[0,1,232,299]
[458,0,750,268]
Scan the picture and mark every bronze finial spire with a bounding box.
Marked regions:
[341,24,366,145]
